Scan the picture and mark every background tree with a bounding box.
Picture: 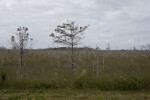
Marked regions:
[50,21,89,78]
[11,27,33,76]
[106,43,110,50]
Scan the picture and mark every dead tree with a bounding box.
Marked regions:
[10,27,33,76]
[106,43,110,50]
[50,21,89,78]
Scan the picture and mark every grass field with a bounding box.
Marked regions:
[0,89,150,100]
[0,48,150,91]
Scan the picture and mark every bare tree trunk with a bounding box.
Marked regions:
[71,41,74,79]
[20,49,23,76]
[96,55,99,77]
[103,56,104,70]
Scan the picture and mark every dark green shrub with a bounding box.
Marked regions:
[74,76,89,89]
[0,71,7,84]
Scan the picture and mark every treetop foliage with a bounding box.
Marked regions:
[50,21,89,46]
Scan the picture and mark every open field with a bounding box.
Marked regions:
[0,89,150,100]
[0,49,150,91]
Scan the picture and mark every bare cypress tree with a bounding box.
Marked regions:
[50,21,89,78]
[10,27,33,76]
[106,43,110,50]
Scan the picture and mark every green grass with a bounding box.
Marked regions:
[0,89,150,100]
[0,49,150,90]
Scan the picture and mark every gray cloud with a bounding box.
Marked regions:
[0,0,150,49]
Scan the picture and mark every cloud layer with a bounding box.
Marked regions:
[0,0,150,49]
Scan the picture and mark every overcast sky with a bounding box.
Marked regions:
[0,0,150,49]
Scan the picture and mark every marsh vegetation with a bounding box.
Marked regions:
[0,48,150,91]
